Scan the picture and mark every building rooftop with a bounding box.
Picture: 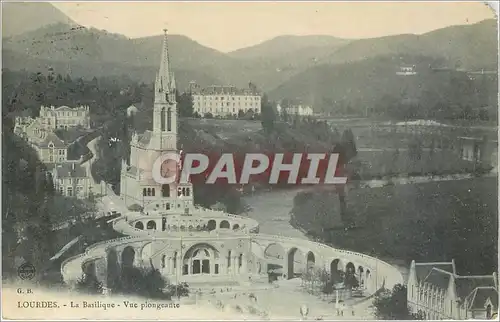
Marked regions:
[467,287,498,310]
[192,85,260,96]
[54,162,86,178]
[415,261,456,282]
[424,268,453,290]
[455,275,497,300]
[31,131,67,149]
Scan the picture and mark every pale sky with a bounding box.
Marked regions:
[51,2,496,52]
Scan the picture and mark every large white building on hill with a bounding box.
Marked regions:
[120,29,194,212]
[189,82,261,117]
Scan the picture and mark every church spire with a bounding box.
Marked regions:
[158,28,171,92]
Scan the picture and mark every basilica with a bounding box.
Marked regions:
[120,29,194,213]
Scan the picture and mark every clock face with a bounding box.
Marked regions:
[161,159,178,180]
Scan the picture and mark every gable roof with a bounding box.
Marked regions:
[31,131,67,149]
[54,162,86,178]
[415,261,456,282]
[423,268,453,290]
[455,275,497,300]
[466,287,498,310]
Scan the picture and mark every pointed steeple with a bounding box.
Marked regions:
[158,28,171,92]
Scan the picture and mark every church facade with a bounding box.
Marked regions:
[120,30,194,213]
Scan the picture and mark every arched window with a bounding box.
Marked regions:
[173,252,177,268]
[143,188,147,196]
[147,188,151,196]
[162,184,170,197]
[167,108,172,132]
[486,304,492,319]
[161,107,166,131]
[161,255,166,268]
[228,250,232,268]
[186,188,191,196]
[151,188,155,196]
[238,254,243,267]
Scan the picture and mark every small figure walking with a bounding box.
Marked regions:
[300,304,309,320]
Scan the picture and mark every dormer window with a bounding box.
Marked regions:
[48,142,54,148]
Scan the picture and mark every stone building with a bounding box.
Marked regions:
[276,102,314,117]
[52,162,92,199]
[458,136,498,171]
[407,259,498,320]
[21,123,69,164]
[38,105,91,130]
[189,81,261,117]
[120,29,194,212]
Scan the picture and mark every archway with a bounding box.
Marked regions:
[162,217,167,231]
[121,246,135,269]
[82,261,96,277]
[147,220,156,230]
[135,222,144,230]
[233,224,240,230]
[220,220,230,229]
[287,247,305,279]
[306,251,315,272]
[366,269,371,290]
[183,243,219,275]
[345,262,355,275]
[207,220,216,231]
[264,243,286,280]
[330,259,343,284]
[345,262,357,290]
[358,266,364,288]
[106,249,120,289]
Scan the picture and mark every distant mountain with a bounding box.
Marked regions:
[2,2,76,38]
[229,35,350,60]
[268,19,498,111]
[268,54,496,114]
[2,15,497,95]
[2,48,221,90]
[317,19,498,71]
[2,24,226,88]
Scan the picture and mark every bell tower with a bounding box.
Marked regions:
[152,28,177,151]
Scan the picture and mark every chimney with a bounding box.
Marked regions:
[72,163,75,171]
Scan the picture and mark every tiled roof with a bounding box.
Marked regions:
[467,287,498,310]
[31,132,67,148]
[193,85,260,96]
[455,276,497,300]
[423,268,453,290]
[415,262,455,282]
[54,162,86,178]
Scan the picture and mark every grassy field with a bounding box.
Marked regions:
[291,177,498,276]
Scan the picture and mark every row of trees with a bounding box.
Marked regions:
[75,265,190,300]
[300,267,360,300]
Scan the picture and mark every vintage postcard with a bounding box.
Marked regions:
[1,1,499,320]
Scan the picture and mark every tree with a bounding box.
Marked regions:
[177,91,194,117]
[373,284,423,320]
[260,94,276,134]
[75,273,103,295]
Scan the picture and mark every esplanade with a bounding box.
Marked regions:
[61,208,403,294]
